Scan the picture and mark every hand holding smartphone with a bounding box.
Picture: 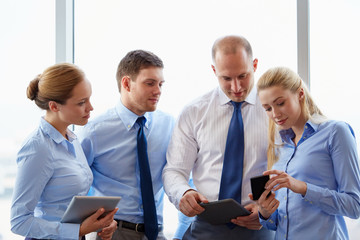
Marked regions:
[250,175,271,200]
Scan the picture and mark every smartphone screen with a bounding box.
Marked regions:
[250,175,270,200]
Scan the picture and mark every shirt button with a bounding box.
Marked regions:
[284,215,287,219]
[128,125,131,129]
[284,197,287,200]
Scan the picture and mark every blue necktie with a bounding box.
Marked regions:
[219,101,245,203]
[136,117,158,240]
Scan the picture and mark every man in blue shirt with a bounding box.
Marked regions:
[79,50,175,240]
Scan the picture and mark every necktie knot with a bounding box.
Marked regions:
[231,101,243,110]
[137,116,146,127]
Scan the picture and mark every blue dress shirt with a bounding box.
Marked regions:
[260,119,360,240]
[11,117,93,239]
[78,101,175,224]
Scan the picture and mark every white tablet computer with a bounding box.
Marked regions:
[61,196,121,223]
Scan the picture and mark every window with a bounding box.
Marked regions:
[74,0,297,118]
[310,0,360,236]
[0,1,55,239]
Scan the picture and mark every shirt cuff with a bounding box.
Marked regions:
[175,186,196,209]
[302,182,318,206]
[59,223,81,240]
[258,211,277,230]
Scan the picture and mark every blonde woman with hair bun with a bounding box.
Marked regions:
[253,66,360,240]
[11,63,118,240]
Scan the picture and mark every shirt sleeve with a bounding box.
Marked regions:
[258,209,278,231]
[77,124,95,166]
[304,121,360,219]
[162,107,198,209]
[10,138,80,239]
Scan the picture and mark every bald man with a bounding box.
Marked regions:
[163,35,274,239]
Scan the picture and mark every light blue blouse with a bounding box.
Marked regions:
[11,117,93,239]
[260,119,360,240]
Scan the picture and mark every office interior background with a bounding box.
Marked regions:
[1,0,359,239]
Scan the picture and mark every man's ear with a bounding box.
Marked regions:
[211,65,216,75]
[48,101,60,112]
[122,76,131,92]
[253,58,258,72]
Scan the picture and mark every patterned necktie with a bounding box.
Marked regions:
[136,117,158,240]
[219,101,245,203]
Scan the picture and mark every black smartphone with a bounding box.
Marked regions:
[250,175,270,200]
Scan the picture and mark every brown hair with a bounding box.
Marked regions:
[212,35,253,62]
[116,50,164,92]
[27,63,85,110]
[257,67,324,169]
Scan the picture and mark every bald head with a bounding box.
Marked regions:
[212,35,253,63]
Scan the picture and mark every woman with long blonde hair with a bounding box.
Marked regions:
[253,67,360,240]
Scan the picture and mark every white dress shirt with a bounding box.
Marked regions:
[163,86,268,209]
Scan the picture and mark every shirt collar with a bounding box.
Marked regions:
[279,119,319,145]
[39,117,76,144]
[116,101,151,131]
[218,86,257,106]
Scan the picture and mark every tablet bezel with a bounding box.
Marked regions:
[61,196,121,223]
